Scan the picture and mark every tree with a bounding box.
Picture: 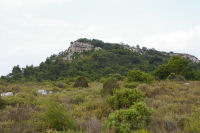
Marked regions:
[153,64,170,80]
[127,70,154,84]
[168,56,191,76]
[23,65,35,81]
[195,70,200,80]
[154,56,195,80]
[11,65,22,81]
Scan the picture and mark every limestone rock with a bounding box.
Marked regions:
[63,41,94,61]
[61,39,200,63]
[170,53,200,63]
[95,47,102,51]
[1,92,13,97]
[37,89,52,95]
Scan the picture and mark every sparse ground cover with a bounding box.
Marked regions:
[0,80,200,133]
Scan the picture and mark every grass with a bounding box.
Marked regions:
[0,80,200,133]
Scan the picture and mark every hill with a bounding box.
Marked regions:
[1,38,200,133]
[2,38,200,82]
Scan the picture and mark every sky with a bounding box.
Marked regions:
[1,0,200,76]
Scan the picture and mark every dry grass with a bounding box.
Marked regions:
[0,81,200,133]
[137,81,200,133]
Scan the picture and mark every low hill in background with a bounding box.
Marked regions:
[2,38,200,81]
[1,38,200,133]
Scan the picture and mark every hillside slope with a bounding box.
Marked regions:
[2,38,200,81]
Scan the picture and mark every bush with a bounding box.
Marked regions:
[124,82,139,89]
[106,89,144,110]
[127,70,154,84]
[69,95,84,104]
[167,73,185,81]
[0,97,6,109]
[195,71,200,80]
[111,73,123,81]
[101,77,120,96]
[73,77,88,88]
[154,56,195,80]
[66,78,75,84]
[106,102,152,133]
[55,82,65,88]
[44,101,76,131]
[99,77,106,83]
[153,64,170,80]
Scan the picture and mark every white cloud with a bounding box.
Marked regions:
[136,26,200,58]
[0,0,72,9]
[0,13,121,76]
[1,0,200,76]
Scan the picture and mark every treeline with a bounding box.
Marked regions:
[1,39,200,82]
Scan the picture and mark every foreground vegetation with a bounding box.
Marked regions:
[0,76,200,133]
[1,39,200,132]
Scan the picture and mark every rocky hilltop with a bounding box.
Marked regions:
[60,39,200,63]
[170,53,200,63]
[3,38,200,82]
[61,41,102,61]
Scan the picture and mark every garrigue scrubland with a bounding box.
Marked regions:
[0,79,200,133]
[1,39,200,133]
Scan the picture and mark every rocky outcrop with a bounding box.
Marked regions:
[62,41,102,61]
[170,53,200,63]
[95,47,102,51]
[124,44,200,63]
[61,39,200,63]
[1,92,13,97]
[37,89,52,95]
[62,41,94,61]
[120,43,143,54]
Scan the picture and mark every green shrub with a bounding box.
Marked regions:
[66,78,75,84]
[167,73,176,80]
[154,56,195,80]
[55,82,66,88]
[106,102,152,133]
[101,77,120,96]
[124,82,139,89]
[195,71,200,80]
[69,95,84,104]
[106,89,144,110]
[127,70,154,84]
[153,64,170,80]
[111,73,123,81]
[99,77,106,83]
[73,77,88,88]
[167,73,185,81]
[44,101,76,131]
[0,97,6,109]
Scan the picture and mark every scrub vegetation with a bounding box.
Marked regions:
[1,39,200,133]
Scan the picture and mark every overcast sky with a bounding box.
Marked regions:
[1,0,200,76]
